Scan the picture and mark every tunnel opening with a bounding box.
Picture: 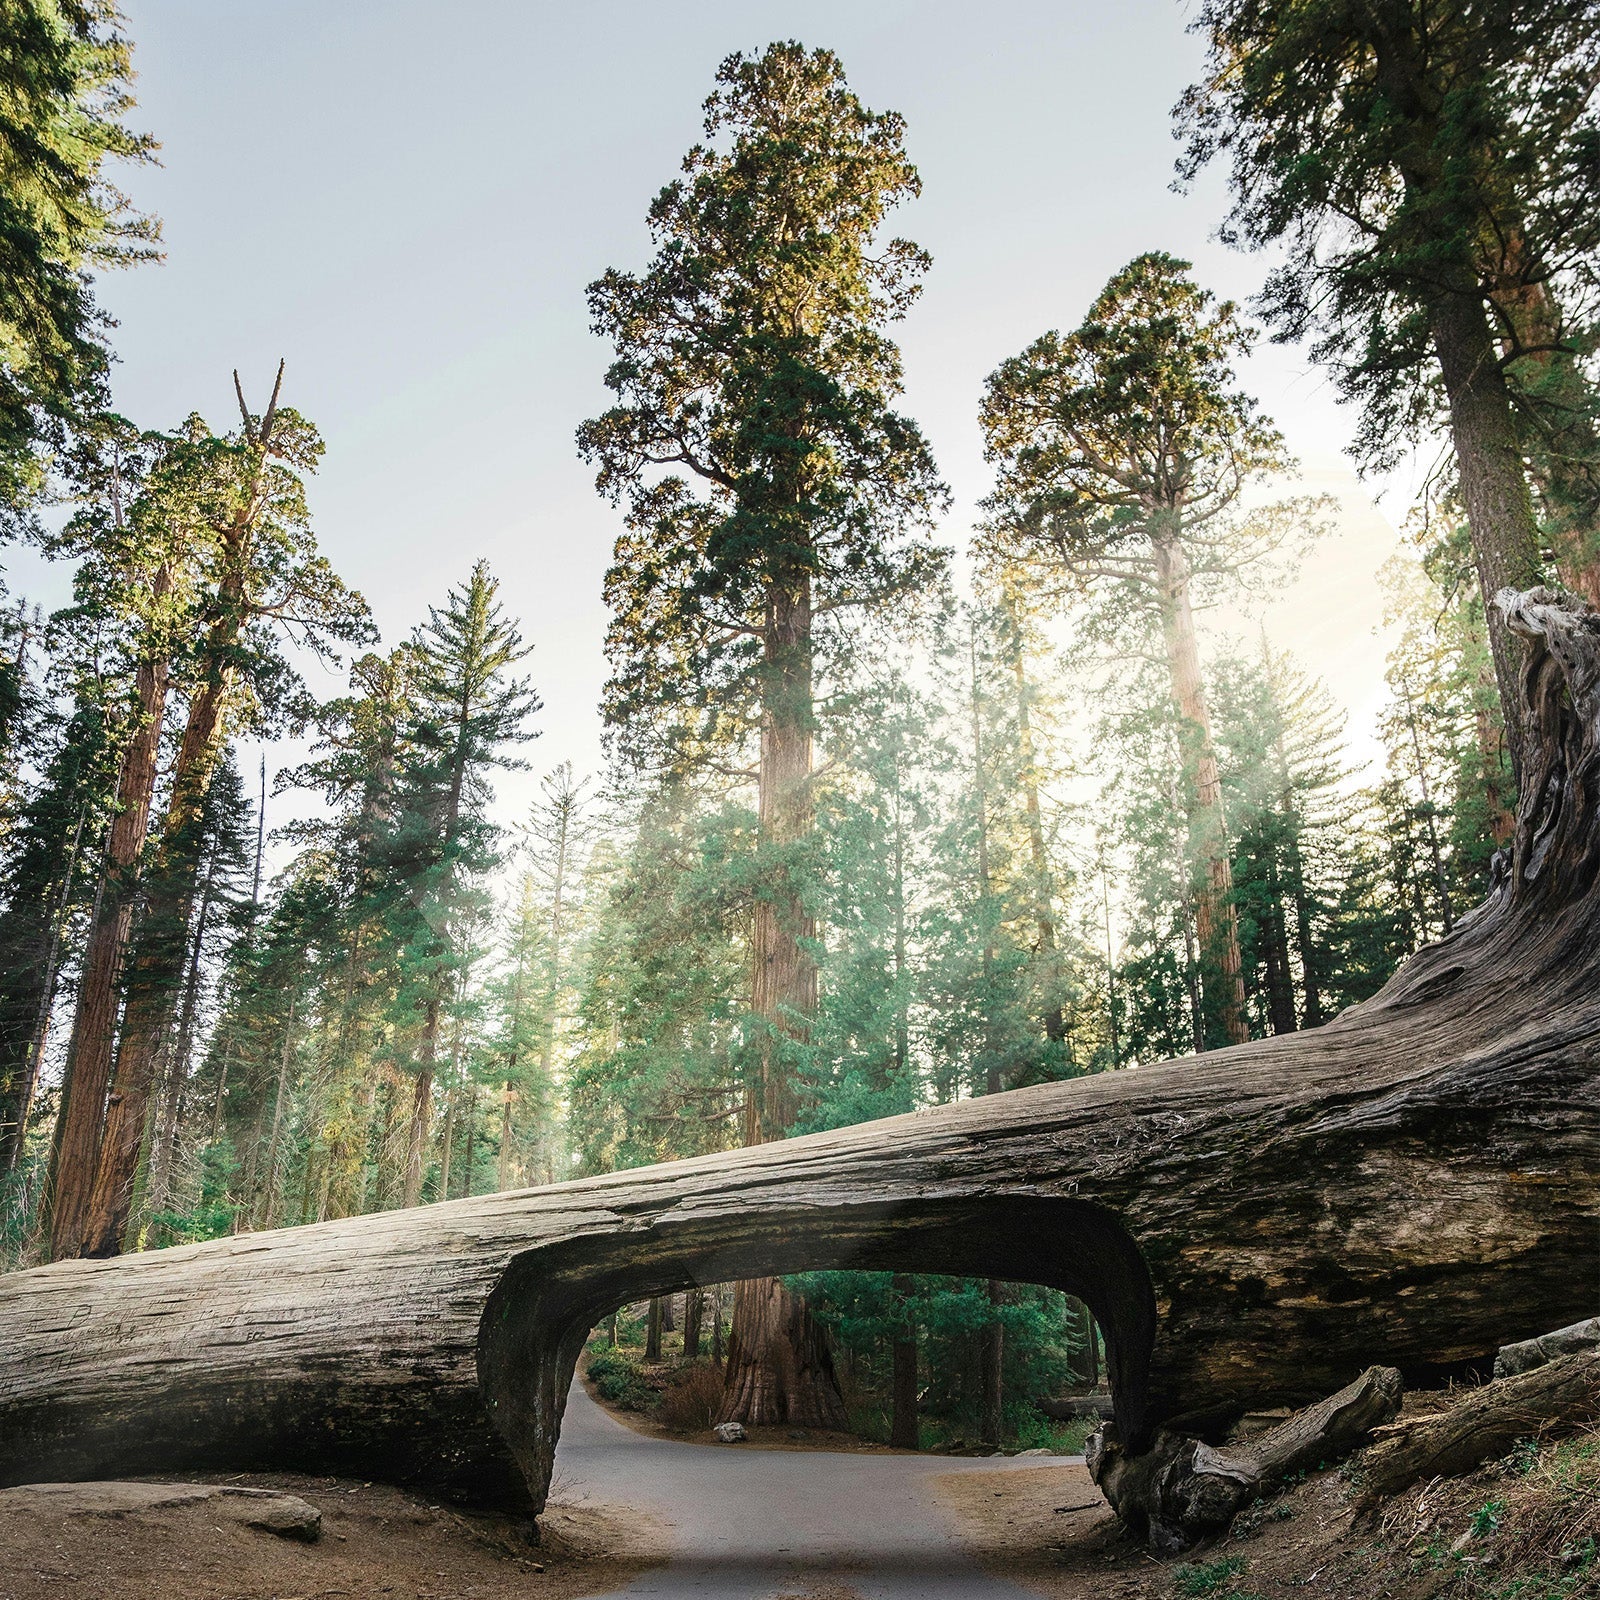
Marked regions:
[478,1193,1156,1516]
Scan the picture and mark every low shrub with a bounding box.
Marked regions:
[658,1360,725,1431]
[586,1348,654,1411]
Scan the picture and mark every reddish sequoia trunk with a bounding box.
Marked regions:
[81,662,234,1258]
[1151,531,1248,1045]
[719,577,846,1429]
[48,607,172,1261]
[682,1287,703,1361]
[717,1277,848,1431]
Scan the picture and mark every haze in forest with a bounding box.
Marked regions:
[5,0,1404,843]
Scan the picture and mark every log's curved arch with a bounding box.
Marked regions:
[477,1194,1158,1513]
[0,589,1596,1530]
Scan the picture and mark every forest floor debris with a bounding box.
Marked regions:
[0,1468,667,1600]
[937,1408,1600,1599]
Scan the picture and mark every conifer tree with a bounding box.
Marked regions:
[1177,0,1600,761]
[0,0,158,511]
[71,373,372,1258]
[579,41,945,1426]
[981,253,1298,1047]
[390,561,536,1207]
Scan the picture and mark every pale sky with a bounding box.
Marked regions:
[9,0,1411,834]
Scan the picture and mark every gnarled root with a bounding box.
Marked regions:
[1087,1365,1402,1552]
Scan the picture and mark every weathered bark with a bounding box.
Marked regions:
[1493,1316,1599,1380]
[1090,1365,1403,1551]
[1357,1349,1600,1505]
[1151,532,1248,1044]
[721,575,845,1428]
[1428,289,1545,774]
[644,1296,662,1361]
[1040,1395,1115,1422]
[0,592,1594,1534]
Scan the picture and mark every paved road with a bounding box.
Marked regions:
[550,1379,1080,1599]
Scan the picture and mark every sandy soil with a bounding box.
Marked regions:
[0,1469,668,1600]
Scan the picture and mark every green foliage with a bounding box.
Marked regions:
[586,1347,654,1411]
[1177,0,1600,476]
[1471,1498,1509,1537]
[0,0,158,509]
[579,39,947,771]
[791,1269,1089,1447]
[1172,1555,1246,1596]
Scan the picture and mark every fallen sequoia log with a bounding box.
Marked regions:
[0,587,1596,1549]
[1493,1316,1600,1379]
[1087,1365,1404,1549]
[1356,1347,1600,1506]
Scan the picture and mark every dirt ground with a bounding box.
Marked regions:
[588,1377,917,1455]
[0,1469,668,1600]
[936,1425,1600,1600]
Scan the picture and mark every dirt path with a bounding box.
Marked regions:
[552,1379,1089,1598]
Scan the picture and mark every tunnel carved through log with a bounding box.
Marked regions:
[0,587,1595,1531]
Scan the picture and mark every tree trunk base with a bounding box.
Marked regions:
[717,1278,847,1430]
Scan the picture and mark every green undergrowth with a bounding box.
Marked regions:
[1172,1553,1265,1600]
[584,1347,655,1412]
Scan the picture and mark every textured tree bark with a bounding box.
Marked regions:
[1090,1365,1404,1550]
[1429,290,1546,774]
[1357,1349,1600,1506]
[682,1286,702,1360]
[1151,532,1248,1044]
[80,593,240,1259]
[716,1276,848,1431]
[0,593,1594,1536]
[48,629,172,1261]
[1493,1317,1599,1380]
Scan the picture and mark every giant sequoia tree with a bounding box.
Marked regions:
[980,254,1292,1047]
[578,41,947,1424]
[1177,0,1600,766]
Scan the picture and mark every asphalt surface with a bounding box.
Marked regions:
[549,1378,1081,1599]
